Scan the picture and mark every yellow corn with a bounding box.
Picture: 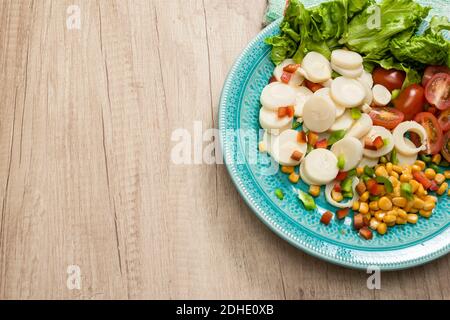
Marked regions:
[444,170,450,180]
[383,214,397,226]
[392,165,403,174]
[400,173,413,183]
[377,223,387,235]
[390,171,399,179]
[435,173,446,185]
[369,218,380,230]
[414,160,426,171]
[389,176,399,188]
[423,201,435,211]
[424,168,436,180]
[419,209,432,218]
[423,195,437,203]
[416,184,427,197]
[397,209,408,220]
[356,167,364,177]
[378,197,393,211]
[437,182,448,196]
[411,165,422,173]
[410,180,420,193]
[281,166,295,174]
[402,165,412,174]
[396,217,407,225]
[409,208,419,213]
[289,172,300,184]
[407,214,418,224]
[352,200,360,211]
[392,197,407,208]
[369,201,379,211]
[412,197,425,209]
[332,190,343,202]
[375,212,386,222]
[360,191,370,202]
[359,202,369,214]
[386,162,393,174]
[387,209,398,217]
[375,166,389,178]
[309,185,321,197]
[432,154,441,165]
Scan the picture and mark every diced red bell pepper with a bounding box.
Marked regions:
[268,76,277,84]
[307,131,319,146]
[336,208,349,220]
[335,171,348,181]
[297,131,307,143]
[366,179,381,195]
[281,72,292,84]
[283,64,301,73]
[315,139,328,149]
[286,105,295,118]
[291,150,303,161]
[304,79,324,93]
[278,107,287,118]
[333,183,342,192]
[353,214,364,230]
[372,136,384,150]
[320,211,333,225]
[359,227,373,240]
[413,172,432,189]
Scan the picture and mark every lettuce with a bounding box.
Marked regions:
[390,16,450,67]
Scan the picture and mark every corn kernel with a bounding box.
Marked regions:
[397,209,408,220]
[359,202,369,214]
[369,201,379,211]
[437,182,448,196]
[419,209,432,218]
[356,167,364,177]
[396,217,407,225]
[383,214,397,225]
[416,184,427,197]
[412,197,425,209]
[411,165,422,173]
[414,160,426,171]
[386,162,393,174]
[424,168,436,180]
[410,180,420,193]
[375,212,386,222]
[352,200,360,211]
[387,209,398,217]
[445,171,450,180]
[289,172,300,184]
[391,197,406,207]
[369,218,380,230]
[404,200,414,212]
[392,185,401,197]
[390,171,399,180]
[392,165,403,174]
[375,166,389,178]
[360,191,369,202]
[409,208,419,213]
[377,223,387,235]
[309,185,321,197]
[407,214,418,224]
[432,154,441,165]
[400,173,413,183]
[378,197,393,211]
[281,166,295,174]
[423,195,437,203]
[332,190,343,202]
[423,201,435,211]
[435,173,445,185]
[402,166,412,175]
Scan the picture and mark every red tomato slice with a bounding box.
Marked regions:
[425,73,450,110]
[368,107,405,130]
[442,131,450,162]
[372,67,406,92]
[438,109,450,132]
[422,65,450,87]
[392,84,426,120]
[413,112,444,155]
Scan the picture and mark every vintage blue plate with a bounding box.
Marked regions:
[219,0,449,270]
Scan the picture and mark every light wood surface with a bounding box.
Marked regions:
[0,0,448,300]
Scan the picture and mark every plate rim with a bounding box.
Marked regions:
[218,18,449,271]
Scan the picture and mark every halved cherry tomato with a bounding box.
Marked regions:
[392,84,426,120]
[442,131,450,162]
[438,109,450,132]
[304,79,323,93]
[412,112,444,155]
[422,65,450,87]
[369,107,405,130]
[333,183,342,192]
[372,67,406,92]
[425,73,450,110]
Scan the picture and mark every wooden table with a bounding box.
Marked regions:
[0,0,448,300]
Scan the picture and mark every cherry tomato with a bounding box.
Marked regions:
[304,79,324,93]
[422,65,450,87]
[438,109,450,132]
[413,112,444,155]
[368,107,405,130]
[372,67,406,92]
[442,131,450,162]
[392,84,426,120]
[425,73,450,110]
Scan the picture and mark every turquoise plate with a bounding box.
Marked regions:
[219,0,449,270]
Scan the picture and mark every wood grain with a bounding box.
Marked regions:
[0,0,448,300]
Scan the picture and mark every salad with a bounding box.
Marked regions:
[259,0,450,240]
